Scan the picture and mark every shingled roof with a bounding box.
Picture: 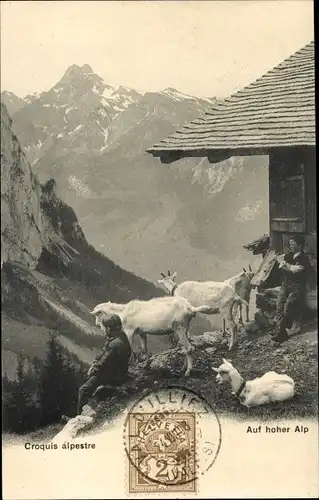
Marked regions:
[148,41,315,162]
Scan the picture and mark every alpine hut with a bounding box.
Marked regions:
[147,41,316,311]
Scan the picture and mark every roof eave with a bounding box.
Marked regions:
[148,150,252,164]
[147,148,233,163]
[147,143,315,163]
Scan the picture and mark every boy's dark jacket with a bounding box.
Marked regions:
[90,331,132,383]
[282,251,311,287]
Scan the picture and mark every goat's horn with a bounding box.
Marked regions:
[249,264,252,272]
[168,270,171,276]
[243,268,247,273]
[160,272,166,278]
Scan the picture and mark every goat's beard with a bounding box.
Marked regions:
[216,376,224,385]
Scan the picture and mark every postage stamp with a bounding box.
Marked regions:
[123,385,222,493]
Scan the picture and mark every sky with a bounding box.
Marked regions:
[0,1,314,99]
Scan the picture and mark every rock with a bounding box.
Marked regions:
[244,321,259,334]
[51,405,96,443]
[82,404,97,417]
[128,330,226,376]
[205,347,217,355]
[191,331,223,347]
[149,347,182,371]
[1,104,44,267]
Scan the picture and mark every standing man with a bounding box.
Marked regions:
[77,313,131,415]
[271,234,311,343]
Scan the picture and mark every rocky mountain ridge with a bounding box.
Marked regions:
[2,103,212,379]
[2,65,269,284]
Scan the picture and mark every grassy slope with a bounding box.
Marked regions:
[3,325,317,444]
[95,327,317,422]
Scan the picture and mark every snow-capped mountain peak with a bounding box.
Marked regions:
[161,87,214,104]
[161,87,197,101]
[2,66,269,285]
[3,63,221,176]
[6,65,146,160]
[24,92,43,104]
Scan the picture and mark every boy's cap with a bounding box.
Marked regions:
[101,313,122,329]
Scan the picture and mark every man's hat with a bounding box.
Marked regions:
[101,313,122,329]
[289,234,305,248]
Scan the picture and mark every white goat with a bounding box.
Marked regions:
[212,358,295,407]
[158,271,250,350]
[225,266,255,325]
[90,296,213,377]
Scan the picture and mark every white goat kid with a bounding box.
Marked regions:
[90,296,212,377]
[212,358,295,407]
[158,271,249,351]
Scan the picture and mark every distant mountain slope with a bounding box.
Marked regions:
[1,103,211,380]
[1,91,26,116]
[4,65,268,284]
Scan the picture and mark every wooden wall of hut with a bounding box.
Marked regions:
[269,146,317,309]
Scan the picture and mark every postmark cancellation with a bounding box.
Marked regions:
[124,386,221,494]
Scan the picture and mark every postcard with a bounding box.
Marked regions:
[1,1,317,498]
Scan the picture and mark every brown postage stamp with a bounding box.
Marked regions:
[123,386,222,494]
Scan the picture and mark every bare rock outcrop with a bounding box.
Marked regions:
[1,103,44,268]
